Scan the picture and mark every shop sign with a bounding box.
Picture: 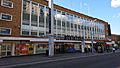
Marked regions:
[64,35,82,41]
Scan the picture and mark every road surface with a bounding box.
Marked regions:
[9,53,120,68]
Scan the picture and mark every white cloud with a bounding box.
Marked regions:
[113,13,120,18]
[83,3,88,6]
[117,13,120,17]
[113,15,116,18]
[111,0,120,8]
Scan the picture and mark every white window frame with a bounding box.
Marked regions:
[0,13,12,21]
[1,0,13,8]
[0,27,11,35]
[21,29,30,36]
[31,30,38,36]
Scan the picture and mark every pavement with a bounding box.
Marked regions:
[0,49,120,68]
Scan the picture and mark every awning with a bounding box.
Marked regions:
[55,40,81,43]
[0,37,81,43]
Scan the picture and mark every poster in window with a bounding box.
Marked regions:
[15,44,28,55]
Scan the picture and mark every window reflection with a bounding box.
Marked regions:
[21,0,106,40]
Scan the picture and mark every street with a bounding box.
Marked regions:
[9,52,120,68]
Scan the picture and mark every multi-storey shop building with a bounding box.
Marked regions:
[0,0,111,57]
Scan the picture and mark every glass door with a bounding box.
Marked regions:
[1,44,12,57]
[7,44,12,56]
[1,44,6,57]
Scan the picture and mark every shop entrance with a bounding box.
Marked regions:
[0,44,12,57]
[54,44,65,54]
[54,43,76,54]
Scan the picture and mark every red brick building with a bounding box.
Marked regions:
[0,0,111,57]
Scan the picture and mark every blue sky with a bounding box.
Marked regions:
[54,0,120,35]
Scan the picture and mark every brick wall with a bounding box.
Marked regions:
[0,0,22,37]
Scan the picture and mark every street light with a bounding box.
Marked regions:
[81,21,86,53]
[48,0,54,56]
[91,19,97,54]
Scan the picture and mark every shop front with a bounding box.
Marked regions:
[0,40,34,57]
[0,42,48,57]
[95,42,105,53]
[74,43,81,52]
[105,43,113,52]
[54,42,80,53]
[83,41,97,53]
[32,43,48,54]
[0,43,12,57]
[15,42,49,55]
[84,44,91,53]
[15,43,34,56]
[0,37,82,58]
[54,43,65,54]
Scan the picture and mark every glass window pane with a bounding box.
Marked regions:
[38,5,45,27]
[22,29,29,36]
[2,0,13,8]
[39,31,44,36]
[1,14,12,20]
[31,30,37,36]
[31,2,38,27]
[45,7,49,28]
[0,27,11,35]
[22,0,30,25]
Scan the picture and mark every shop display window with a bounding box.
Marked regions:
[36,44,48,54]
[0,44,12,57]
[15,44,34,55]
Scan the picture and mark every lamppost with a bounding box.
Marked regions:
[91,19,97,54]
[91,30,94,54]
[81,21,86,53]
[48,0,54,56]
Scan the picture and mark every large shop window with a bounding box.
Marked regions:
[0,27,11,35]
[1,0,13,8]
[0,44,12,57]
[15,44,34,55]
[0,13,12,21]
[36,44,48,54]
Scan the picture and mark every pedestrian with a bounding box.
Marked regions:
[112,47,115,53]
